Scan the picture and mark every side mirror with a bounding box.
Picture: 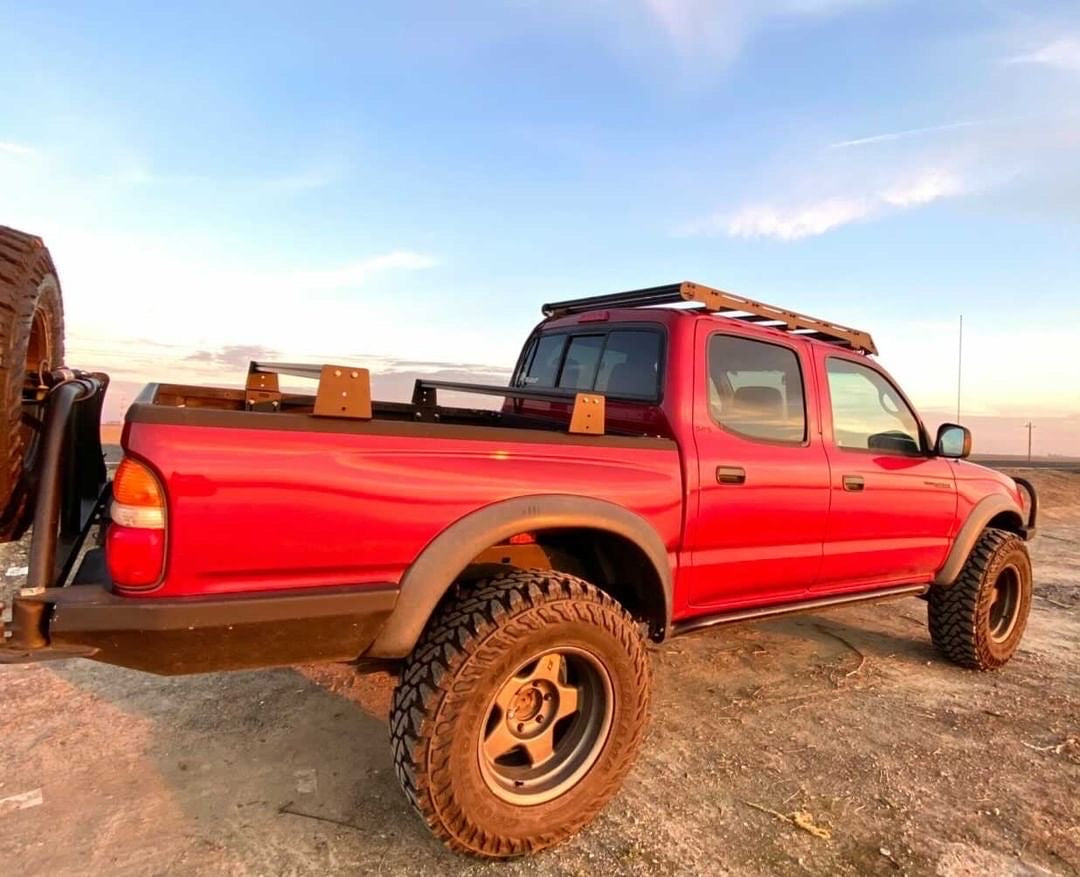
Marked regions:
[935,423,972,458]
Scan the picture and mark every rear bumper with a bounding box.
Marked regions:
[1,573,398,675]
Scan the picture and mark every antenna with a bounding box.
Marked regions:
[956,314,963,422]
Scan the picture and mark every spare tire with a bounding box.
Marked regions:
[0,225,65,541]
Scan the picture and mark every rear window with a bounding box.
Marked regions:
[593,331,661,398]
[559,335,605,390]
[520,334,566,388]
[517,328,662,399]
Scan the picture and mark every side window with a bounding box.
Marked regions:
[708,335,806,443]
[520,334,566,388]
[594,331,661,399]
[557,335,604,390]
[826,358,922,455]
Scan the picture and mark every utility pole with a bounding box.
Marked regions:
[956,314,963,422]
[1023,421,1035,463]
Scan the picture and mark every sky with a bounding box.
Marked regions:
[1,0,1078,455]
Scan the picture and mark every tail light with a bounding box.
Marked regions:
[107,457,166,588]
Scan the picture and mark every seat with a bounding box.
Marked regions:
[603,360,653,396]
[730,385,784,421]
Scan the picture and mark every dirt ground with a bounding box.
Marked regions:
[2,470,1077,876]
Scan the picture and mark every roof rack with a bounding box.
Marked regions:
[541,281,877,355]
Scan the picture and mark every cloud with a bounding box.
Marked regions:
[723,198,873,241]
[186,345,281,369]
[879,169,963,207]
[683,169,964,241]
[288,251,438,291]
[1007,37,1080,73]
[830,120,986,150]
[0,141,38,158]
[634,0,887,71]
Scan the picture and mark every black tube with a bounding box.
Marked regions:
[25,377,96,592]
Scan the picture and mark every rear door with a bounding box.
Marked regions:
[814,351,957,591]
[685,326,829,610]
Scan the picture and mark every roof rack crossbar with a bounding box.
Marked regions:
[542,281,877,355]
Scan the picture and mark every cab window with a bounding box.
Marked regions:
[558,335,604,390]
[516,329,662,399]
[826,358,922,455]
[519,334,565,388]
[593,331,661,399]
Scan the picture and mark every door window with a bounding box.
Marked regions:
[826,358,922,455]
[708,335,806,443]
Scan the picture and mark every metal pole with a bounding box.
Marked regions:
[1024,421,1034,463]
[956,314,963,422]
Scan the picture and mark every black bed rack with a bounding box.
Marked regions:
[542,281,877,355]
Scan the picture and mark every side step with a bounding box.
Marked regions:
[670,583,928,637]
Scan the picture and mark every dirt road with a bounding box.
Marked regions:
[2,471,1077,876]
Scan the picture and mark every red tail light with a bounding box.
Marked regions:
[107,457,166,589]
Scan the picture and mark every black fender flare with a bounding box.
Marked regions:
[933,494,1025,586]
[367,494,673,658]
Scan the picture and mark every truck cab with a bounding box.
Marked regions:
[504,288,1031,622]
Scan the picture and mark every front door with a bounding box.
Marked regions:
[686,328,829,611]
[815,352,957,591]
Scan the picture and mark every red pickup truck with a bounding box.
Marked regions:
[1,234,1036,858]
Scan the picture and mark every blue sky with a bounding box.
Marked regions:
[2,1,1078,453]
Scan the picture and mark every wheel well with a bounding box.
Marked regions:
[459,527,668,640]
[986,510,1024,536]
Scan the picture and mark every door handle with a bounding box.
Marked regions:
[842,475,865,492]
[716,466,746,485]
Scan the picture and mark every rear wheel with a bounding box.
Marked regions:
[0,226,65,540]
[389,569,651,857]
[928,528,1032,670]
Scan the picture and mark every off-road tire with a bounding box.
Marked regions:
[928,528,1032,670]
[0,226,64,540]
[389,569,651,858]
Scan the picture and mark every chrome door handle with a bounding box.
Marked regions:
[842,475,865,492]
[716,466,746,485]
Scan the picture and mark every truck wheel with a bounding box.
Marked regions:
[927,528,1032,670]
[0,226,64,540]
[389,569,650,857]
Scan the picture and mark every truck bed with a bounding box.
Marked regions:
[125,382,683,600]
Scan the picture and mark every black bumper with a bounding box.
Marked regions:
[2,571,398,675]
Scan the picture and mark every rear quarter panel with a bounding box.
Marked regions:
[123,418,683,598]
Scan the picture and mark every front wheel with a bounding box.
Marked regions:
[389,570,651,857]
[928,528,1032,670]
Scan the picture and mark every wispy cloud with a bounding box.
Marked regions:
[682,169,964,241]
[637,0,886,70]
[287,251,438,291]
[101,162,342,193]
[0,141,38,158]
[724,198,873,241]
[185,344,281,369]
[1007,37,1080,73]
[830,120,985,149]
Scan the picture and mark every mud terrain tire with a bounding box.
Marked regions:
[928,528,1032,670]
[0,226,65,539]
[389,569,651,857]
